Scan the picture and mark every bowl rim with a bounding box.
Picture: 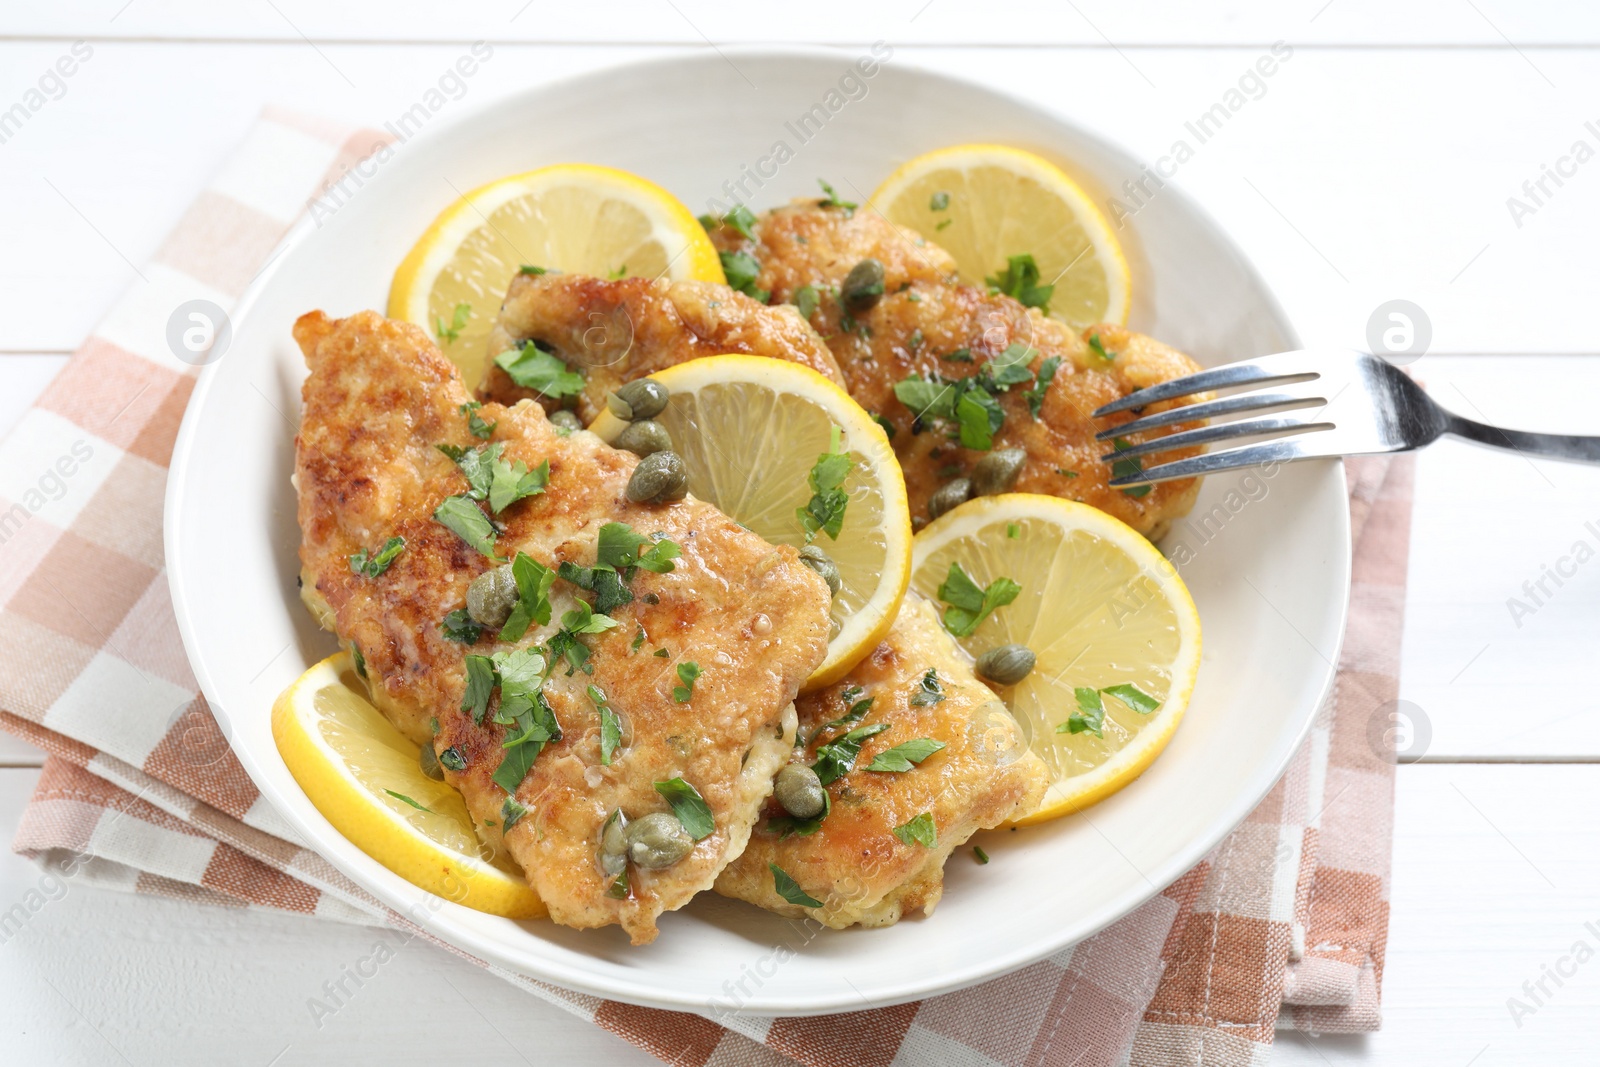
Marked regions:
[165,43,1350,1016]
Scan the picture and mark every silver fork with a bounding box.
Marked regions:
[1092,349,1600,486]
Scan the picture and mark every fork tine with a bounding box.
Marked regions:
[1102,416,1333,462]
[1109,438,1325,486]
[1091,356,1319,418]
[1094,390,1326,441]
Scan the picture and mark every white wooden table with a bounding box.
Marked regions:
[5,4,1600,1063]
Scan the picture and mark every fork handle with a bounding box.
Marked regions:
[1446,414,1600,464]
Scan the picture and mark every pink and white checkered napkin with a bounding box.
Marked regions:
[0,110,1406,1066]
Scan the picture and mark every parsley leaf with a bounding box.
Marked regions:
[956,386,1005,450]
[461,654,496,724]
[500,795,528,831]
[598,698,622,766]
[630,626,647,653]
[654,777,714,839]
[987,343,1037,388]
[867,738,946,772]
[673,661,701,703]
[490,651,559,793]
[438,746,466,772]
[909,669,945,706]
[386,789,433,813]
[794,284,819,321]
[518,265,547,276]
[765,788,831,838]
[985,253,1054,311]
[434,496,499,558]
[796,425,851,543]
[490,646,549,719]
[817,178,856,214]
[1110,437,1153,499]
[1103,683,1161,714]
[597,522,681,574]
[559,561,632,614]
[459,400,496,440]
[1088,333,1116,362]
[607,869,630,899]
[488,456,549,515]
[561,597,619,637]
[929,191,950,211]
[492,552,555,642]
[1064,686,1107,737]
[723,203,758,240]
[812,722,892,785]
[893,812,937,848]
[893,376,957,421]
[769,862,823,907]
[348,535,405,579]
[494,342,586,399]
[818,690,873,737]
[441,608,484,644]
[435,302,470,344]
[936,563,1021,638]
[973,845,990,864]
[437,441,500,501]
[547,628,593,676]
[1026,356,1061,417]
[719,250,769,302]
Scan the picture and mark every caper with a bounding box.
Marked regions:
[607,379,669,422]
[975,643,1036,686]
[465,564,519,629]
[419,741,445,781]
[972,448,1027,496]
[599,809,628,875]
[798,545,842,598]
[624,811,694,869]
[927,477,973,520]
[614,419,674,457]
[548,409,583,432]
[774,764,826,819]
[842,258,886,312]
[626,450,689,504]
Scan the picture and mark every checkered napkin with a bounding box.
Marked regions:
[0,111,1408,1066]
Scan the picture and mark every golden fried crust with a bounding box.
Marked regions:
[294,310,831,944]
[712,201,1206,539]
[714,599,1047,928]
[477,274,845,421]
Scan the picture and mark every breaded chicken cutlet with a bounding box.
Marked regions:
[716,598,1047,927]
[708,201,1208,540]
[294,310,831,944]
[478,274,844,423]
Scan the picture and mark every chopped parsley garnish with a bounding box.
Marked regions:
[891,374,1005,450]
[909,669,945,706]
[929,191,950,211]
[812,722,891,785]
[386,790,433,813]
[766,788,830,839]
[796,425,851,543]
[719,250,769,302]
[794,284,819,320]
[438,746,467,772]
[817,178,856,214]
[770,862,823,907]
[598,702,622,766]
[1060,683,1162,737]
[435,302,470,344]
[655,777,714,839]
[866,738,946,772]
[673,661,701,703]
[607,264,628,279]
[499,552,557,642]
[518,265,547,276]
[936,562,1021,637]
[546,629,593,676]
[1110,438,1153,499]
[936,218,953,231]
[351,644,366,678]
[654,648,669,658]
[489,648,560,793]
[597,522,681,573]
[907,329,924,351]
[348,535,405,579]
[488,456,550,514]
[818,688,873,736]
[459,400,496,440]
[1088,333,1116,362]
[631,626,647,653]
[871,412,896,439]
[437,441,498,500]
[1006,523,1020,540]
[500,795,528,831]
[973,845,990,864]
[942,350,973,363]
[434,496,498,558]
[1056,468,1080,479]
[1026,356,1061,417]
[461,654,496,724]
[985,253,1053,311]
[723,203,758,240]
[494,342,586,399]
[607,869,630,899]
[893,812,937,848]
[988,343,1037,388]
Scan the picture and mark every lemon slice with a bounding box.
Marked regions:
[588,355,911,688]
[871,144,1130,328]
[910,494,1200,823]
[388,163,725,380]
[272,652,544,918]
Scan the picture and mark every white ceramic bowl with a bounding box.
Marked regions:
[166,46,1349,1016]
